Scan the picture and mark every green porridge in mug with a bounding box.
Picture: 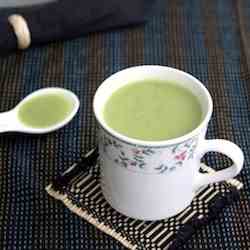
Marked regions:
[103,79,202,141]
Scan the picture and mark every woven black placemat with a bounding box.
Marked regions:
[46,150,243,250]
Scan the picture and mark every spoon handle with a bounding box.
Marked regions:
[0,111,16,133]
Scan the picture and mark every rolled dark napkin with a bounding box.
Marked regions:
[0,0,161,55]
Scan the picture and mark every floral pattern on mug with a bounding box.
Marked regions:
[99,129,198,174]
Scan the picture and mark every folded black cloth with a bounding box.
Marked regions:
[0,0,161,54]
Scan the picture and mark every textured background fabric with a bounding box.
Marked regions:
[0,0,250,249]
[0,0,54,8]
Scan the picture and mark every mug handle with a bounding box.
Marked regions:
[194,139,244,190]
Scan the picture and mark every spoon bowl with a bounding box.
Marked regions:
[0,88,80,134]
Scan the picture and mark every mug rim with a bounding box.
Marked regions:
[93,65,213,146]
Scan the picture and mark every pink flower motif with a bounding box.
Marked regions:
[174,151,187,161]
[130,161,137,166]
[133,149,141,154]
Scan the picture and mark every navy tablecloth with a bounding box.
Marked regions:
[0,0,249,249]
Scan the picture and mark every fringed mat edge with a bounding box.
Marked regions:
[46,163,243,250]
[46,184,136,250]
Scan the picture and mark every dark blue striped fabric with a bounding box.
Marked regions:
[0,0,249,249]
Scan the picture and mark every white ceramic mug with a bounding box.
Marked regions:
[93,65,244,220]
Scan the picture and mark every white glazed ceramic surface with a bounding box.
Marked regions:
[0,88,79,134]
[93,65,244,220]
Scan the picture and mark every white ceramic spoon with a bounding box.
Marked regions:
[0,88,80,134]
